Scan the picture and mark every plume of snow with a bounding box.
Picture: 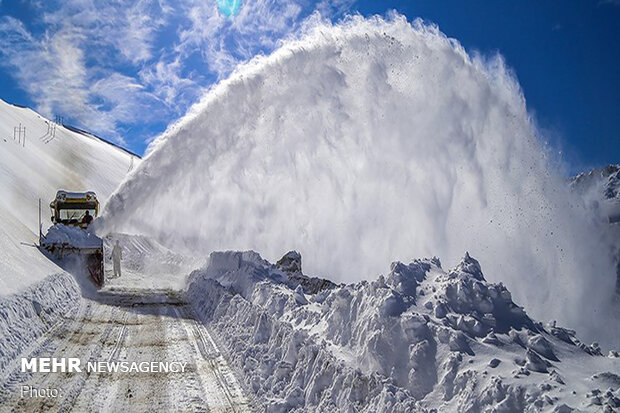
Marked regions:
[103,15,618,346]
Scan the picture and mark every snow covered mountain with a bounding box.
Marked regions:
[571,164,620,292]
[0,98,138,295]
[572,165,620,224]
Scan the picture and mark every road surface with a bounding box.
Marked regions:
[0,288,252,412]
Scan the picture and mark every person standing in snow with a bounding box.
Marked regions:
[112,240,122,278]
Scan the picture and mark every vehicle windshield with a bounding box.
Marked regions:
[58,209,96,222]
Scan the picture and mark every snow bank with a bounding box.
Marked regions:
[186,251,620,412]
[0,273,80,373]
[104,15,617,346]
[186,256,421,412]
[195,250,287,297]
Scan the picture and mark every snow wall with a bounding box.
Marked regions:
[103,15,617,346]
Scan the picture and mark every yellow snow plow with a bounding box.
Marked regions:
[49,190,99,227]
[40,190,104,288]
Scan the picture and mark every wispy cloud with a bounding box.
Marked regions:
[176,0,305,76]
[0,1,169,142]
[0,0,355,146]
[139,54,202,108]
[0,17,90,127]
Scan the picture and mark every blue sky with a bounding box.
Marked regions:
[0,1,618,170]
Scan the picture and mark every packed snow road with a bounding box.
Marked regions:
[0,288,252,412]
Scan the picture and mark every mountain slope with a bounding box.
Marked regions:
[572,164,620,223]
[571,165,620,292]
[0,98,138,295]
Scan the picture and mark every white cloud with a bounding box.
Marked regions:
[0,1,171,142]
[139,55,202,108]
[0,17,90,124]
[41,0,168,65]
[175,0,306,77]
[0,0,356,144]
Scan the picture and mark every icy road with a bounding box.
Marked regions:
[0,288,252,412]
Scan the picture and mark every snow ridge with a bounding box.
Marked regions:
[186,251,620,412]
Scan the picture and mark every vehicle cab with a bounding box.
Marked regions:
[50,190,99,228]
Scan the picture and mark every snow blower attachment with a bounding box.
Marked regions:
[40,190,104,288]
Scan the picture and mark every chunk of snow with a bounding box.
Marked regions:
[43,225,102,249]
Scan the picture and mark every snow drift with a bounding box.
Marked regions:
[103,15,617,346]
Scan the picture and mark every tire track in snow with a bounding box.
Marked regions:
[2,302,119,412]
[55,304,121,413]
[0,292,252,412]
[164,306,211,412]
[75,309,130,412]
[177,307,252,413]
[0,300,90,403]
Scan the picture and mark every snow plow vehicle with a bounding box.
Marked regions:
[40,190,105,287]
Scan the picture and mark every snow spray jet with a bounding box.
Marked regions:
[104,15,618,347]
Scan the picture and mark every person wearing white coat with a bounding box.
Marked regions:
[111,240,122,278]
